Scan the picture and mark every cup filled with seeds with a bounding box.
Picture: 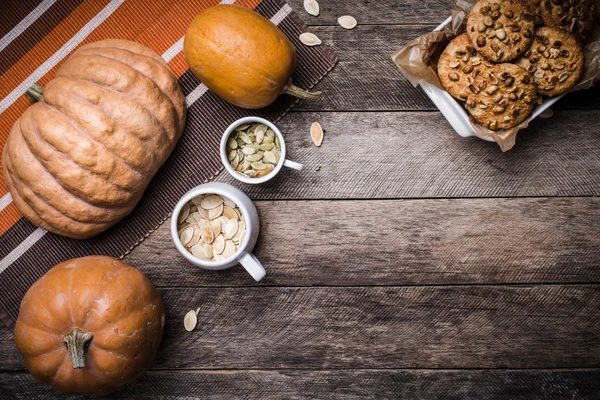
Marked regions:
[170,182,265,281]
[221,116,303,184]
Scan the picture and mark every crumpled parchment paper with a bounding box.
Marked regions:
[392,0,600,151]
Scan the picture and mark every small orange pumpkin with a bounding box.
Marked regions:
[183,4,320,108]
[14,256,165,395]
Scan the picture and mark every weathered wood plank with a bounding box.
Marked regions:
[288,0,454,25]
[1,369,599,399]
[122,198,600,287]
[214,111,600,198]
[290,25,600,112]
[2,285,599,370]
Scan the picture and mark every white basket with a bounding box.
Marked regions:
[420,16,564,142]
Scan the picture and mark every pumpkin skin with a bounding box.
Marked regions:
[184,4,316,109]
[2,39,186,239]
[14,256,165,396]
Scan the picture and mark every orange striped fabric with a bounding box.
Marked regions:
[0,0,260,235]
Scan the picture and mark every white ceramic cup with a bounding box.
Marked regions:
[170,182,266,282]
[220,116,303,184]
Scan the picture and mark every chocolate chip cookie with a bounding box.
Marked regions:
[516,27,584,96]
[539,0,596,42]
[467,0,537,62]
[465,63,539,130]
[438,34,494,100]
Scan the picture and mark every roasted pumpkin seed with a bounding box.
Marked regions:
[338,15,357,29]
[184,310,197,332]
[177,194,246,262]
[303,0,319,16]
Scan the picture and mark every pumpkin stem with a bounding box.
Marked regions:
[26,82,44,103]
[63,328,93,369]
[281,79,322,101]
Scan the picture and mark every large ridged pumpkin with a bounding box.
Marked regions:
[183,4,320,109]
[2,39,186,239]
[14,256,165,396]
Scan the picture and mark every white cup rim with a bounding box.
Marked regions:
[170,183,252,269]
[220,116,287,184]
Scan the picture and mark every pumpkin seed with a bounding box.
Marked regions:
[263,151,277,164]
[179,226,194,247]
[201,195,224,210]
[299,32,322,46]
[187,227,202,247]
[177,194,247,262]
[225,218,239,239]
[191,195,204,206]
[184,310,197,332]
[223,197,236,208]
[222,206,237,220]
[251,162,269,170]
[204,242,214,259]
[191,244,207,260]
[178,202,190,224]
[208,205,223,220]
[214,234,225,254]
[225,122,281,179]
[199,220,214,244]
[338,15,357,29]
[210,220,222,239]
[310,122,324,146]
[235,123,250,131]
[227,138,238,149]
[222,240,236,259]
[303,0,319,16]
[246,153,264,162]
[259,143,275,151]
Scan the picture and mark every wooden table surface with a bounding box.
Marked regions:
[1,0,600,398]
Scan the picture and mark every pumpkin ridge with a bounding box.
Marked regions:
[75,39,170,69]
[5,166,116,230]
[50,77,169,176]
[62,75,175,152]
[75,49,185,136]
[23,105,141,209]
[4,132,125,226]
[5,146,125,229]
[2,142,52,231]
[23,107,142,199]
[39,94,151,182]
[58,55,178,144]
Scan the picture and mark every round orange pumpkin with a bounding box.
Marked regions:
[2,39,186,239]
[14,256,165,395]
[183,4,320,109]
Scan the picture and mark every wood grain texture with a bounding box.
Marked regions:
[1,285,599,370]
[287,0,454,25]
[1,369,599,399]
[214,111,600,198]
[295,25,600,112]
[122,198,600,287]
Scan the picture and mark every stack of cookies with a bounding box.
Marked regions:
[438,0,595,130]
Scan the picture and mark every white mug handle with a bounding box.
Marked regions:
[283,159,304,171]
[238,252,266,282]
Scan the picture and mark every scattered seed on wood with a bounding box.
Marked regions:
[311,122,324,146]
[300,32,322,46]
[337,15,357,29]
[303,0,319,16]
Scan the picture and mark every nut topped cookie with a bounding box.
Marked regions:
[438,34,493,100]
[465,63,538,130]
[467,0,536,62]
[539,0,596,42]
[516,27,584,96]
